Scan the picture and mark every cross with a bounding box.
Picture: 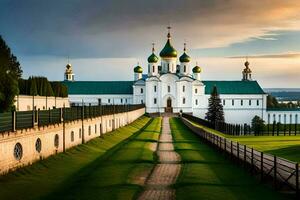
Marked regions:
[152,43,155,52]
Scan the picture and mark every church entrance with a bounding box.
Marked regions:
[165,97,173,113]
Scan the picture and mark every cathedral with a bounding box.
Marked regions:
[63,28,300,125]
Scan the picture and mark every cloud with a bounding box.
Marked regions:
[228,52,300,59]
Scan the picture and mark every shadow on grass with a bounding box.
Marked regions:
[265,145,300,163]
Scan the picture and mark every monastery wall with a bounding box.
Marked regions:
[0,107,145,175]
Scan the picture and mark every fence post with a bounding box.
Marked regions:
[230,141,233,160]
[237,142,240,161]
[251,148,254,174]
[82,101,85,144]
[62,105,66,153]
[274,156,277,189]
[296,163,299,198]
[244,145,246,168]
[48,108,51,125]
[12,111,16,132]
[260,152,264,181]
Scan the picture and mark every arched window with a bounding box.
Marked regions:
[54,134,59,148]
[195,88,198,94]
[167,64,170,72]
[154,86,157,92]
[195,99,198,105]
[95,124,97,133]
[182,86,185,92]
[141,88,143,94]
[184,65,186,72]
[88,126,91,135]
[79,128,82,138]
[183,98,186,104]
[168,86,171,93]
[154,98,157,104]
[153,65,155,73]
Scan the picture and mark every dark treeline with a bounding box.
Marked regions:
[18,77,68,98]
[267,95,299,108]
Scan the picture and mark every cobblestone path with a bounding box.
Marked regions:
[138,117,181,200]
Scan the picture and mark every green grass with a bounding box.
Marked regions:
[0,116,162,200]
[186,118,300,163]
[170,118,292,200]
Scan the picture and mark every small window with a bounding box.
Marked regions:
[35,138,42,153]
[71,131,74,142]
[141,100,143,104]
[154,86,157,92]
[223,99,225,106]
[14,143,23,160]
[195,88,198,94]
[249,100,252,106]
[54,134,59,148]
[121,99,123,103]
[183,86,185,92]
[183,98,186,104]
[125,99,128,103]
[95,124,97,133]
[257,100,259,106]
[184,65,186,72]
[79,128,82,138]
[141,88,143,94]
[241,100,243,106]
[168,86,171,93]
[152,65,155,73]
[88,126,91,135]
[154,98,157,104]
[232,99,235,106]
[195,99,198,105]
[108,99,111,103]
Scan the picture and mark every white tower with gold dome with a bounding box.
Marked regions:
[64,63,75,81]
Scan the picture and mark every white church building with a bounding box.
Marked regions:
[62,28,300,125]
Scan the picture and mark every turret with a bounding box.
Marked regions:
[148,43,159,77]
[64,63,74,81]
[192,63,201,80]
[134,63,143,81]
[159,27,177,74]
[179,43,191,76]
[242,60,252,81]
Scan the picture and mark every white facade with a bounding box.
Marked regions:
[63,29,300,125]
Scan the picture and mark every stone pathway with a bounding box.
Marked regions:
[138,117,181,200]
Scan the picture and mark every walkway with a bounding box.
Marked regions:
[138,117,181,200]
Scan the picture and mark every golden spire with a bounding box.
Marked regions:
[152,43,155,53]
[167,26,171,39]
[184,43,187,52]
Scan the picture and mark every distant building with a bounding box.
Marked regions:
[62,28,300,125]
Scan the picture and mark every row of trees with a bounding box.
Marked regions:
[267,95,299,109]
[19,77,68,98]
[0,36,22,112]
[0,36,68,112]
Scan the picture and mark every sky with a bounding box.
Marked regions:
[1,0,300,88]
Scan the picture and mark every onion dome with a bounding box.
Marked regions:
[179,43,191,62]
[148,43,159,63]
[244,61,250,68]
[193,65,201,73]
[134,65,143,73]
[159,27,177,58]
[66,63,72,69]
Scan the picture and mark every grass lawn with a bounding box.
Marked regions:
[0,116,161,200]
[170,118,292,200]
[186,118,300,163]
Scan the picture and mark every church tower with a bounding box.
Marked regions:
[159,27,177,74]
[179,43,191,76]
[148,43,159,77]
[193,63,201,80]
[64,63,75,81]
[242,59,252,81]
[134,63,143,81]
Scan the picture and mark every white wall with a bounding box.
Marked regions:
[68,94,133,105]
[15,95,70,111]
[0,108,145,175]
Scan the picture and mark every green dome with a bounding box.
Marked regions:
[193,66,201,73]
[134,65,143,73]
[179,52,191,63]
[148,53,159,63]
[159,39,177,58]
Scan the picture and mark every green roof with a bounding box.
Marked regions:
[267,107,300,111]
[62,80,265,95]
[203,81,265,95]
[62,81,133,95]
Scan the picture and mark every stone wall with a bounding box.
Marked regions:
[15,95,70,111]
[0,108,145,175]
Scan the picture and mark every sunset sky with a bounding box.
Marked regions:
[1,0,300,88]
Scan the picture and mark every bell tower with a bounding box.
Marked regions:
[64,62,75,81]
[242,59,252,81]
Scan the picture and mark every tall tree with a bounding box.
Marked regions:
[0,36,22,112]
[251,116,265,135]
[205,85,225,126]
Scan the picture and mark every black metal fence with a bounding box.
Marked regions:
[181,117,299,198]
[0,104,145,133]
[182,113,300,136]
